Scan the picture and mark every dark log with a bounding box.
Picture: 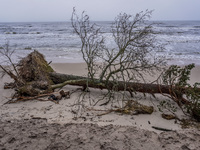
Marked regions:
[49,72,200,107]
[49,72,184,95]
[152,126,173,132]
[50,72,87,84]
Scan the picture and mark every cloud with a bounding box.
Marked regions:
[0,0,199,22]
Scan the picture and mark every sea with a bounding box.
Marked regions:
[0,21,200,65]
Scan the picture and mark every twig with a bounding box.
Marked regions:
[35,98,59,104]
[152,126,173,132]
[97,110,114,116]
[4,93,54,104]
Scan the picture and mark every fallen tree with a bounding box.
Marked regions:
[1,48,200,121]
[0,49,193,104]
[50,63,200,121]
[1,8,200,122]
[50,72,193,96]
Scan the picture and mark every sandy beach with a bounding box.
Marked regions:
[0,62,200,149]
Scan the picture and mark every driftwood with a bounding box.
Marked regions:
[161,113,177,120]
[94,100,154,116]
[152,126,173,132]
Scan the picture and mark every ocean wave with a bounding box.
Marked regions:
[0,21,200,65]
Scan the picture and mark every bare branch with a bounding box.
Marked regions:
[0,41,24,86]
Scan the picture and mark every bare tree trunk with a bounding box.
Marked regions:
[49,72,193,96]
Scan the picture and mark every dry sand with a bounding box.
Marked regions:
[0,63,200,150]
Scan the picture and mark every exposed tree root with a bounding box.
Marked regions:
[4,90,70,105]
[4,93,56,104]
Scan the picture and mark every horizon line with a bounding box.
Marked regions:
[1,19,200,23]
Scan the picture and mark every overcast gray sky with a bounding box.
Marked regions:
[0,0,200,22]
